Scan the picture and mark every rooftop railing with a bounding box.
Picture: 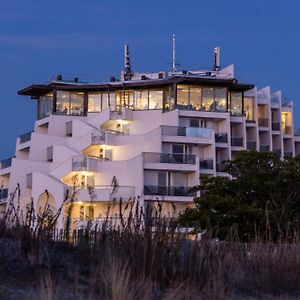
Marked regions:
[19,131,32,144]
[143,152,196,165]
[0,157,12,169]
[162,126,212,138]
[215,133,228,143]
[144,185,196,197]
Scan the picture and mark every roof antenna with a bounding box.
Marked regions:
[172,34,176,73]
[213,47,221,71]
[124,44,132,80]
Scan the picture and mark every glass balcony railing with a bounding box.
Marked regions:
[0,188,8,200]
[259,145,270,152]
[91,132,106,144]
[284,151,293,158]
[199,159,214,170]
[258,118,268,127]
[216,162,228,172]
[283,126,292,135]
[271,122,280,131]
[143,152,196,164]
[0,157,12,169]
[247,141,256,150]
[231,137,243,147]
[215,133,228,143]
[162,126,212,138]
[19,131,32,144]
[72,156,97,172]
[144,185,196,197]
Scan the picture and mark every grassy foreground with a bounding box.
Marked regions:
[1,218,300,299]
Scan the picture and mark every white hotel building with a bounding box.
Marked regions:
[1,47,300,229]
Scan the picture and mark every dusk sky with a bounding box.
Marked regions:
[1,0,300,159]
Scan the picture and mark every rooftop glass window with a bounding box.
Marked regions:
[38,93,53,119]
[56,91,84,115]
[230,92,243,116]
[244,97,254,120]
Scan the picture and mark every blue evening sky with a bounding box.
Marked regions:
[0,0,300,159]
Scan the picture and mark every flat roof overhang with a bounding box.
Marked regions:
[18,76,254,97]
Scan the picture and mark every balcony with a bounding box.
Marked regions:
[247,141,256,150]
[258,118,268,127]
[259,145,270,152]
[231,137,243,147]
[162,126,212,138]
[0,188,8,200]
[272,122,280,131]
[216,162,228,172]
[284,151,293,158]
[143,152,196,165]
[215,133,228,143]
[199,159,214,170]
[283,126,292,135]
[47,146,53,162]
[20,131,32,144]
[74,185,135,202]
[0,158,12,169]
[144,185,196,197]
[66,121,72,136]
[273,149,281,156]
[72,156,98,172]
[91,132,106,144]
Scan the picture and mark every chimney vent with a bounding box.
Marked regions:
[56,74,62,81]
[213,47,221,71]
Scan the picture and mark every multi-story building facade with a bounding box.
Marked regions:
[1,47,300,229]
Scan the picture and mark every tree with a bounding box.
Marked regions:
[179,151,300,241]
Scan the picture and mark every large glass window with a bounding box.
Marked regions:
[215,88,227,112]
[244,97,254,120]
[38,93,53,119]
[102,93,109,110]
[230,92,243,116]
[135,90,149,110]
[202,88,215,111]
[88,93,101,112]
[164,86,175,111]
[149,90,163,109]
[177,85,189,108]
[189,86,202,110]
[56,91,84,115]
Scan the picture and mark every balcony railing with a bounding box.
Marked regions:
[91,132,106,144]
[283,126,292,135]
[272,122,280,131]
[162,126,212,138]
[0,188,8,200]
[259,145,270,152]
[144,185,196,197]
[47,146,53,162]
[66,121,72,136]
[0,157,12,169]
[216,162,228,172]
[284,151,293,158]
[295,128,300,136]
[215,133,228,143]
[143,152,196,165]
[258,118,268,127]
[273,149,281,156]
[231,137,243,147]
[199,159,214,170]
[247,141,256,150]
[20,131,32,144]
[72,156,97,171]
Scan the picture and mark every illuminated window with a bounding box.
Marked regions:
[177,85,189,107]
[38,93,53,119]
[189,86,201,110]
[202,88,215,111]
[244,97,254,120]
[230,92,243,116]
[149,90,163,109]
[56,91,84,115]
[135,90,149,109]
[88,93,101,112]
[215,88,227,112]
